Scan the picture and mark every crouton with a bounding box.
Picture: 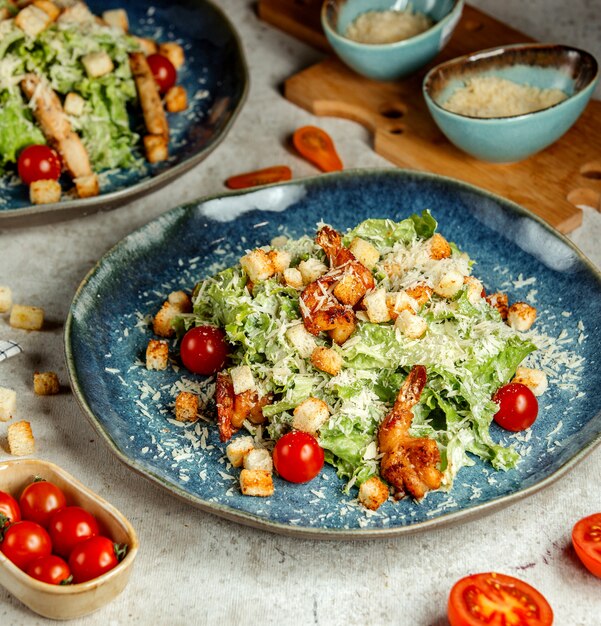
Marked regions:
[285,322,317,358]
[7,421,35,456]
[30,179,61,205]
[58,2,93,24]
[271,235,288,248]
[82,51,114,78]
[240,249,275,283]
[486,292,508,320]
[512,366,548,396]
[358,476,389,511]
[243,448,273,472]
[428,233,452,260]
[386,291,418,320]
[267,249,291,274]
[464,276,484,305]
[158,42,185,69]
[152,302,179,337]
[143,134,168,163]
[292,397,330,435]
[133,36,158,56]
[328,317,356,345]
[349,237,380,270]
[230,365,255,395]
[165,85,187,113]
[311,346,342,376]
[405,284,433,308]
[145,339,168,370]
[102,8,128,31]
[363,288,391,324]
[507,302,537,332]
[33,0,60,20]
[174,391,198,422]
[333,273,365,306]
[433,269,464,299]
[74,174,99,199]
[283,268,303,289]
[130,52,169,139]
[298,258,328,284]
[240,469,274,497]
[0,387,17,422]
[0,286,12,313]
[167,290,192,312]
[9,304,44,330]
[33,371,60,395]
[15,4,51,37]
[395,310,427,339]
[64,92,85,116]
[226,436,254,468]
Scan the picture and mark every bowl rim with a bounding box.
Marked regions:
[321,0,464,50]
[0,458,139,595]
[422,42,600,122]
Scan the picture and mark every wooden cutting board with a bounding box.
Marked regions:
[258,0,601,233]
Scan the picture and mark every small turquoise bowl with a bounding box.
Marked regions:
[321,0,464,81]
[423,44,599,163]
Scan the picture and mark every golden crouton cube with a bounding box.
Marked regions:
[165,85,187,113]
[64,92,85,116]
[30,179,61,205]
[133,36,158,55]
[292,397,330,435]
[311,346,342,376]
[82,51,114,78]
[33,371,60,395]
[433,269,464,299]
[74,174,99,198]
[152,301,179,337]
[58,2,93,24]
[358,476,389,511]
[102,8,128,31]
[0,286,12,313]
[333,273,365,306]
[298,258,328,285]
[8,421,35,456]
[405,284,433,308]
[328,316,356,345]
[226,436,254,468]
[386,291,418,320]
[33,0,60,20]
[283,268,303,289]
[243,448,273,472]
[349,237,380,270]
[267,249,291,274]
[363,289,390,324]
[240,249,275,283]
[158,42,185,69]
[464,276,484,305]
[428,233,452,260]
[0,387,17,422]
[143,133,169,163]
[175,391,198,422]
[240,469,274,497]
[230,365,255,395]
[486,292,508,320]
[395,309,427,340]
[146,339,168,371]
[507,302,537,332]
[285,322,317,359]
[15,5,51,37]
[167,290,192,312]
[513,366,548,396]
[9,304,44,330]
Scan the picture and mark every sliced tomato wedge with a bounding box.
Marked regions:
[572,513,601,578]
[448,572,553,626]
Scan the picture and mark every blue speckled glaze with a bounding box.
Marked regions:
[0,0,247,224]
[65,170,601,538]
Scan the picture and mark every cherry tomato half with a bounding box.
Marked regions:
[572,513,601,578]
[17,145,61,185]
[20,481,67,528]
[273,431,324,484]
[448,572,553,626]
[68,536,119,584]
[0,491,21,529]
[493,383,538,432]
[180,325,228,375]
[0,521,52,570]
[146,54,176,94]
[26,555,71,585]
[48,506,99,559]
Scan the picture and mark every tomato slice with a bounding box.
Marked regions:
[292,126,343,172]
[448,572,553,626]
[572,513,601,578]
[225,166,292,190]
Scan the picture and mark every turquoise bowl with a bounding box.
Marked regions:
[321,0,464,81]
[423,44,599,163]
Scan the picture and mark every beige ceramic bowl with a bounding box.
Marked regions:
[0,459,139,620]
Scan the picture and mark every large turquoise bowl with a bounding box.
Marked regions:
[423,44,599,163]
[321,0,463,81]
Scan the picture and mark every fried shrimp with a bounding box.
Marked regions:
[378,365,443,501]
[299,275,356,336]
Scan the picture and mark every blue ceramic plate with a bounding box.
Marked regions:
[0,0,247,227]
[65,170,601,538]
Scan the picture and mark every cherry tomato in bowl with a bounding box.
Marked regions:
[26,555,71,585]
[17,145,61,185]
[493,383,538,431]
[19,481,66,528]
[273,431,324,483]
[0,521,52,570]
[68,536,121,584]
[572,513,601,578]
[448,572,553,626]
[180,325,228,375]
[146,53,176,94]
[0,491,21,528]
[48,506,99,559]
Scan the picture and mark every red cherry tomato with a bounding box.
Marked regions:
[26,555,71,585]
[19,481,67,528]
[146,54,176,94]
[448,572,553,626]
[0,491,21,528]
[68,536,119,583]
[273,431,324,483]
[572,513,601,578]
[180,325,228,375]
[17,145,61,185]
[0,521,52,570]
[493,383,538,431]
[48,506,99,559]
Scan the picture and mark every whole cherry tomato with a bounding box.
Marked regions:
[0,491,21,529]
[0,521,52,570]
[273,431,324,483]
[26,555,72,585]
[68,536,120,583]
[19,481,66,528]
[180,325,228,375]
[17,145,61,184]
[146,54,176,94]
[493,383,538,431]
[572,513,601,578]
[48,506,99,558]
